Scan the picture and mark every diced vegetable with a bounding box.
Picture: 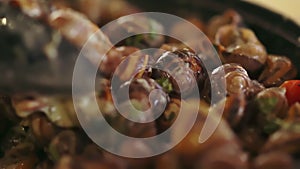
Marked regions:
[280,80,300,106]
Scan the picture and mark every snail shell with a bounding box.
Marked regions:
[154,49,205,96]
[258,55,298,87]
[207,9,243,40]
[202,63,252,102]
[215,25,267,76]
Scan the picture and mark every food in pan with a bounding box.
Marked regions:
[0,0,299,169]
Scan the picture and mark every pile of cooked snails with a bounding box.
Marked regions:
[0,0,299,169]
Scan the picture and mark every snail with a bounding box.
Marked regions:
[258,55,297,87]
[13,95,79,128]
[153,48,206,97]
[261,104,300,154]
[156,98,181,133]
[111,102,158,138]
[202,63,253,102]
[51,0,140,25]
[173,49,207,87]
[254,87,289,133]
[112,48,150,82]
[236,88,288,148]
[206,9,243,40]
[220,93,247,129]
[116,76,169,115]
[78,77,162,139]
[49,8,145,83]
[99,46,140,78]
[215,25,268,76]
[30,113,59,146]
[48,8,112,63]
[11,0,140,24]
[48,130,81,162]
[107,76,169,137]
[97,79,116,117]
[103,14,165,48]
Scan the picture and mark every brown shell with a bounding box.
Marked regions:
[222,93,247,128]
[48,130,81,162]
[108,100,158,138]
[258,55,298,87]
[13,95,79,128]
[99,46,140,78]
[30,114,59,145]
[254,87,289,135]
[48,8,114,71]
[48,8,112,52]
[154,49,206,96]
[116,77,169,114]
[255,87,289,119]
[206,9,243,40]
[215,25,267,76]
[76,0,140,24]
[113,49,149,83]
[156,98,181,133]
[202,63,253,102]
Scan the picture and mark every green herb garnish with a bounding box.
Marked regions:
[256,97,279,114]
[125,34,144,47]
[263,120,281,134]
[156,77,173,93]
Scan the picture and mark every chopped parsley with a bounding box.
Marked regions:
[156,77,173,93]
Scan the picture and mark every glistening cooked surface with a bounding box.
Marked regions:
[0,0,300,169]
